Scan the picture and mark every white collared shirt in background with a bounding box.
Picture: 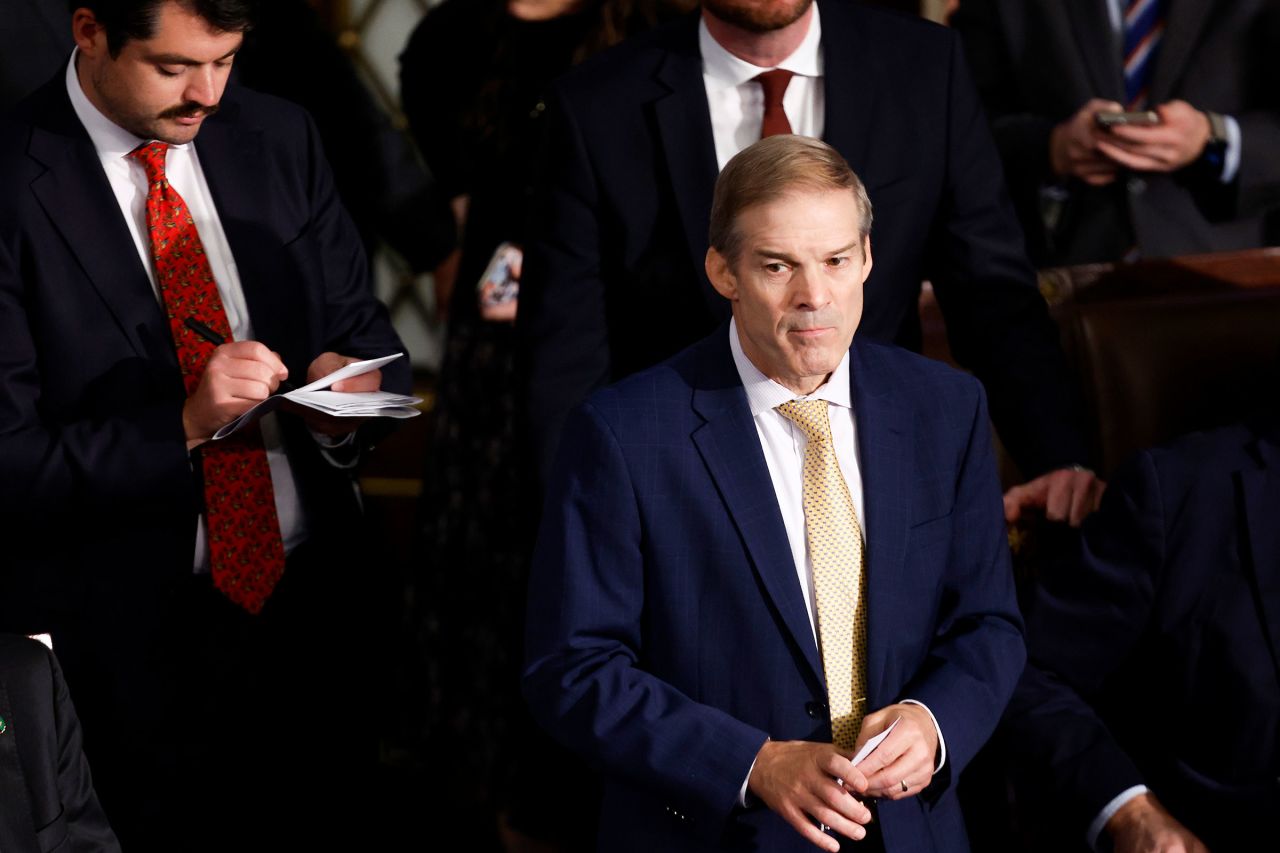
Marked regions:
[700,6,825,171]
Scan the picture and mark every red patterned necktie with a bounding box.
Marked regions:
[755,68,795,138]
[129,141,286,615]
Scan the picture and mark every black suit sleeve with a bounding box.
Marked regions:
[0,637,120,852]
[927,31,1087,477]
[518,88,614,483]
[950,0,1059,263]
[0,232,193,516]
[46,645,122,853]
[1002,452,1162,834]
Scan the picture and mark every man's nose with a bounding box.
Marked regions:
[790,265,829,310]
[185,67,220,107]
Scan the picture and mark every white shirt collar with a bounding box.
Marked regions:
[65,48,190,160]
[728,318,852,417]
[698,3,823,94]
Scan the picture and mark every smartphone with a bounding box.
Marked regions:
[477,242,521,308]
[1095,110,1159,128]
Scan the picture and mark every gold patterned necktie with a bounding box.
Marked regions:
[777,399,868,750]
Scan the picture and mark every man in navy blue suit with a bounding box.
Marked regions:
[524,135,1025,852]
[0,1,409,847]
[519,0,1104,528]
[1005,413,1280,853]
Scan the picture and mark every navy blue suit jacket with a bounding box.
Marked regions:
[1006,422,1280,851]
[519,0,1085,483]
[524,327,1026,852]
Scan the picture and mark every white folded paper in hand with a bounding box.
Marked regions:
[851,716,900,766]
[212,353,420,440]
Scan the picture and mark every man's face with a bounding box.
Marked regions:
[74,2,243,144]
[707,188,872,396]
[701,0,813,33]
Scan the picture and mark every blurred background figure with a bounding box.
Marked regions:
[235,0,456,280]
[0,0,70,113]
[953,0,1280,268]
[0,634,120,853]
[399,2,692,849]
[1004,396,1280,853]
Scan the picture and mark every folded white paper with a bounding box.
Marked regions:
[851,716,900,766]
[212,353,420,440]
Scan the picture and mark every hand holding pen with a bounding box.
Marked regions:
[180,316,291,448]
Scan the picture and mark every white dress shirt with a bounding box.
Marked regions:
[727,321,945,803]
[65,52,308,570]
[700,7,825,171]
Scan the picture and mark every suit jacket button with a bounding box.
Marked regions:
[805,701,828,719]
[1127,177,1147,194]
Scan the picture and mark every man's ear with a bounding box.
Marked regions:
[860,236,873,284]
[72,9,108,58]
[706,248,737,301]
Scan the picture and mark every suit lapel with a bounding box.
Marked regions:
[817,0,876,177]
[1065,0,1125,101]
[1237,436,1280,687]
[195,96,307,367]
[653,17,725,320]
[25,83,173,367]
[690,333,825,684]
[849,340,912,710]
[1150,0,1214,103]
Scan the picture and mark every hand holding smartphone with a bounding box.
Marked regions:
[477,241,521,323]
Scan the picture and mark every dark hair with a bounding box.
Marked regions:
[72,0,256,56]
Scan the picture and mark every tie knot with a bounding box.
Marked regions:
[129,141,169,184]
[777,399,832,442]
[754,68,794,103]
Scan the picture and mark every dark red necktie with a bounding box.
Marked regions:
[755,68,795,138]
[129,141,286,615]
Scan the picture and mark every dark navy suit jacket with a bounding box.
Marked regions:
[1006,422,1280,851]
[519,0,1085,483]
[524,327,1026,852]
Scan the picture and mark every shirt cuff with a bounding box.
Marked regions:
[310,428,359,469]
[739,754,759,807]
[1221,115,1242,184]
[1087,785,1149,850]
[899,699,946,773]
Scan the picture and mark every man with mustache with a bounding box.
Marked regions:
[520,0,1104,528]
[0,1,409,848]
[524,135,1025,853]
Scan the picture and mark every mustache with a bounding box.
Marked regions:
[158,101,220,120]
[782,309,840,332]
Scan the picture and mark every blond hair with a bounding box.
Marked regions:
[709,135,873,262]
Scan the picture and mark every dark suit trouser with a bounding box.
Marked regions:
[70,534,384,852]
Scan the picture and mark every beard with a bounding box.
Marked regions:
[702,0,814,34]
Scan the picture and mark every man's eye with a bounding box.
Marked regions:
[157,65,182,77]
[764,262,787,274]
[827,256,849,267]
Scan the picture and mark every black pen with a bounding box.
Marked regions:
[183,316,297,392]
